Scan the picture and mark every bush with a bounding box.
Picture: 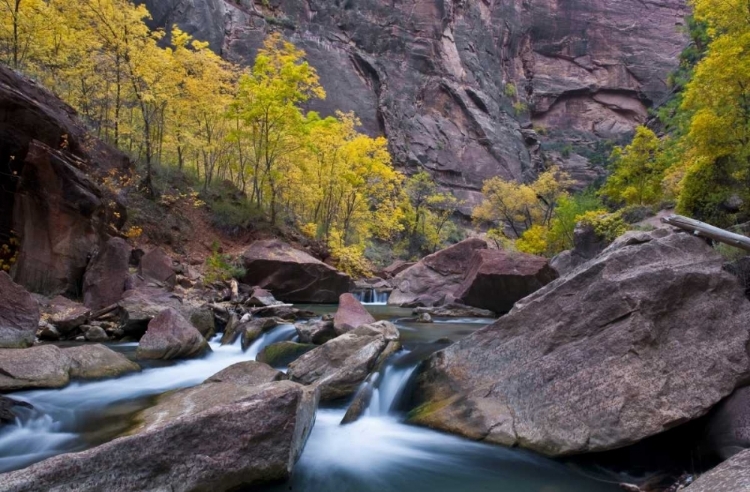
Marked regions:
[516,225,549,255]
[578,211,629,242]
[204,245,245,283]
[210,200,260,230]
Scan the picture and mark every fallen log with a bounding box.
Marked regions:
[662,214,750,252]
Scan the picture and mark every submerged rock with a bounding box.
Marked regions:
[0,395,32,425]
[684,448,750,491]
[388,238,487,307]
[454,249,558,314]
[82,237,131,311]
[257,341,317,368]
[333,293,375,335]
[136,308,209,360]
[410,229,750,456]
[0,380,318,491]
[0,272,39,348]
[241,239,351,303]
[65,344,140,380]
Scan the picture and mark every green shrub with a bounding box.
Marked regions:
[204,245,245,283]
[578,210,629,242]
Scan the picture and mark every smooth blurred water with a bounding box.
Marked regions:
[0,307,621,491]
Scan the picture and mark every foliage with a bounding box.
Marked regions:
[577,211,629,242]
[204,245,245,283]
[546,191,606,252]
[600,126,667,206]
[515,225,549,255]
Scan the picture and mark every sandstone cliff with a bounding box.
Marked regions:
[143,0,688,209]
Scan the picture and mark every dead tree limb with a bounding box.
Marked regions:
[662,214,750,252]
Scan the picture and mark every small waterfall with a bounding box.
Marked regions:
[353,289,390,305]
[365,360,417,418]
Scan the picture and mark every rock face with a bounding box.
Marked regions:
[241,239,351,303]
[83,237,132,310]
[142,0,688,207]
[0,380,317,492]
[388,238,488,307]
[288,322,399,401]
[136,308,209,360]
[0,272,39,348]
[454,249,558,314]
[410,229,750,456]
[333,293,375,335]
[0,64,129,296]
[684,448,750,492]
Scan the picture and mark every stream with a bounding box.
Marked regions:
[0,303,623,491]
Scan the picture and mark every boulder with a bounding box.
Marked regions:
[0,271,39,348]
[0,395,32,425]
[44,295,90,334]
[377,260,415,279]
[83,325,109,342]
[409,229,750,456]
[240,318,279,351]
[550,222,610,276]
[296,319,337,345]
[0,345,70,391]
[205,361,286,385]
[288,322,399,401]
[413,304,496,318]
[136,308,209,360]
[37,322,60,341]
[139,247,176,288]
[333,293,375,335]
[454,249,558,314]
[82,237,131,310]
[247,287,279,307]
[117,286,185,337]
[0,381,317,492]
[388,238,488,307]
[704,386,750,460]
[188,304,215,339]
[65,344,140,379]
[220,313,241,345]
[257,342,317,368]
[241,239,351,303]
[684,448,750,492]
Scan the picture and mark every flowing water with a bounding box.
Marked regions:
[0,306,622,491]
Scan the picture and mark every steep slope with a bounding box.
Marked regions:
[143,0,688,208]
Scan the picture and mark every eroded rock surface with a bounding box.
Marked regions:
[83,237,131,311]
[410,229,750,456]
[0,272,39,348]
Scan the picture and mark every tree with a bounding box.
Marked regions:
[600,126,665,206]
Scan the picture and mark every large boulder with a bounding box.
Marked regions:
[136,308,209,360]
[0,345,70,391]
[333,293,375,335]
[0,271,39,347]
[409,229,750,456]
[454,249,558,314]
[0,380,317,491]
[44,295,89,334]
[295,319,337,345]
[117,286,189,337]
[241,239,351,303]
[138,247,176,288]
[388,238,488,307]
[205,361,286,385]
[684,448,750,492]
[288,321,399,401]
[83,237,131,310]
[65,344,140,379]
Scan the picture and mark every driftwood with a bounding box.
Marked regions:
[662,215,750,252]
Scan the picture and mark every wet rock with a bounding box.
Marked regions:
[240,318,279,351]
[241,239,351,303]
[413,304,496,318]
[136,308,209,360]
[454,249,558,314]
[416,313,433,323]
[65,344,140,379]
[341,374,377,425]
[388,239,488,307]
[257,341,317,368]
[333,293,376,335]
[188,304,215,339]
[0,395,32,424]
[0,381,318,491]
[83,325,109,342]
[82,237,131,310]
[138,247,176,288]
[289,323,399,401]
[0,345,70,391]
[205,361,286,385]
[410,229,750,456]
[220,313,242,345]
[296,319,337,345]
[0,272,39,348]
[684,448,750,491]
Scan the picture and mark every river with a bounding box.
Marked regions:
[0,301,622,491]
